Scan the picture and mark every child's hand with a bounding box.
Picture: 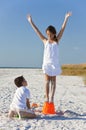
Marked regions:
[31,103,39,108]
[65,12,72,19]
[27,14,32,23]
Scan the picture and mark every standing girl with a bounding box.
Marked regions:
[27,12,72,103]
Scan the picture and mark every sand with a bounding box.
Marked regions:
[0,68,86,130]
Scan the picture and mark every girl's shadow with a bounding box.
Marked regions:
[37,110,86,121]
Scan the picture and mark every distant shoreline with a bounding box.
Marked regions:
[0,63,86,76]
[0,63,86,69]
[0,67,41,69]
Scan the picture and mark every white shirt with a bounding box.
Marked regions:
[10,86,30,110]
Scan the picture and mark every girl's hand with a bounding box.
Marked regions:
[27,15,32,23]
[65,12,72,19]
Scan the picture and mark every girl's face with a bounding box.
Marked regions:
[22,79,28,86]
[46,30,55,41]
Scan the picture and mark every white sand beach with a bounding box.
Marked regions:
[0,68,86,130]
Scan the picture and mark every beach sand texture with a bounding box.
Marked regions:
[0,69,86,130]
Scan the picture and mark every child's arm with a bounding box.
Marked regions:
[26,99,30,109]
[57,12,72,43]
[27,15,47,44]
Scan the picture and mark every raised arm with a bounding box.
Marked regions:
[57,12,72,43]
[27,15,47,43]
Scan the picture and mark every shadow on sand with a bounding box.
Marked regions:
[37,110,86,121]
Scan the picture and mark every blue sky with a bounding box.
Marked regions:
[0,0,86,67]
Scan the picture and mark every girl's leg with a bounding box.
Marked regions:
[50,76,56,102]
[44,74,51,102]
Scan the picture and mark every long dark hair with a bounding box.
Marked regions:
[46,25,58,42]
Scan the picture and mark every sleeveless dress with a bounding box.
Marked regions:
[42,40,62,76]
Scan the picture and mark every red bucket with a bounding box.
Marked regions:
[42,102,56,114]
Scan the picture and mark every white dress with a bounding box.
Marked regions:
[42,40,62,76]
